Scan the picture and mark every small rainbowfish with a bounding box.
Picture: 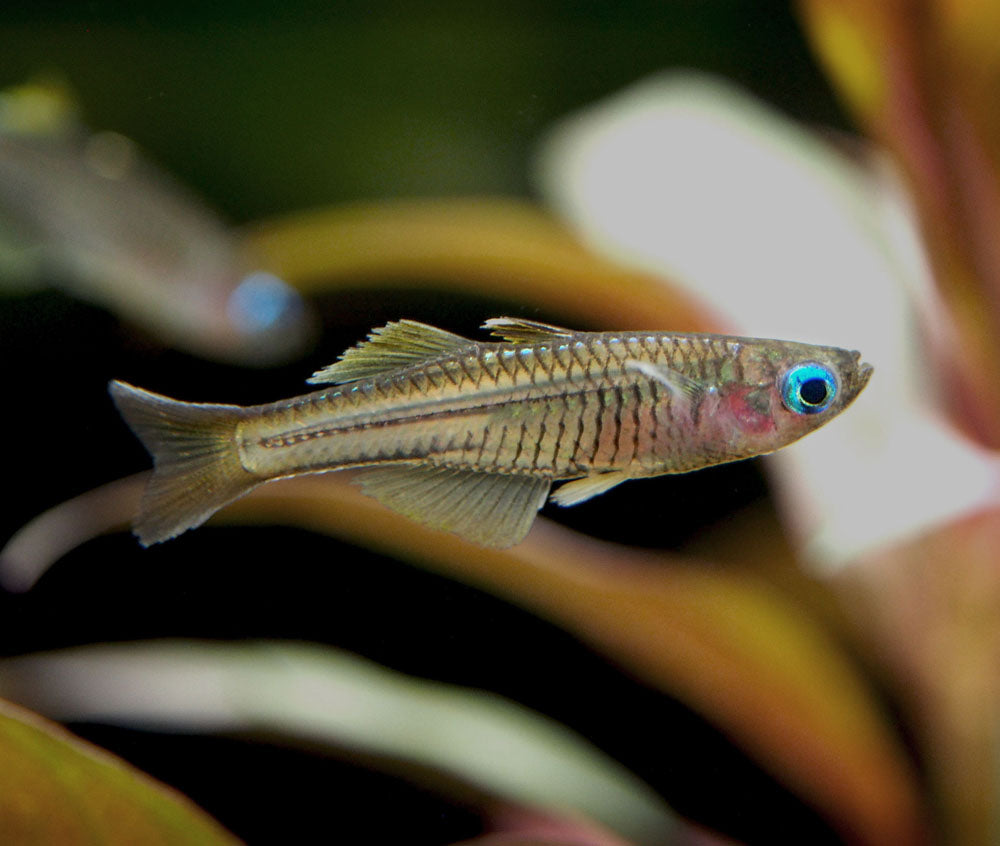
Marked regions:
[111,317,872,547]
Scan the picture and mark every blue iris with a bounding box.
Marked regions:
[781,362,837,415]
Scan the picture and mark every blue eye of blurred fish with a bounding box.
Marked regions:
[781,362,837,414]
[227,271,303,335]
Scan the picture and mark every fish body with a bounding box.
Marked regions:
[111,317,872,547]
[0,79,312,363]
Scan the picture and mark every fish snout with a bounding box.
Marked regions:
[847,351,873,396]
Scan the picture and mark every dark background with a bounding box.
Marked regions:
[0,3,851,843]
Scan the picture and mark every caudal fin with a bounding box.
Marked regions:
[109,380,258,545]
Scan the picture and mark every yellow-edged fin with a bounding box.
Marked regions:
[307,320,471,385]
[550,471,630,507]
[109,381,257,546]
[481,316,575,343]
[354,464,551,547]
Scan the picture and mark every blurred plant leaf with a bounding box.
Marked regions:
[1,472,926,843]
[465,801,646,846]
[0,641,677,846]
[228,477,928,845]
[791,6,1000,840]
[839,506,1000,846]
[242,197,717,331]
[0,697,236,844]
[453,831,630,846]
[798,0,1000,446]
[0,474,147,592]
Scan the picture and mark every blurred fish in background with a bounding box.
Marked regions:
[0,77,314,364]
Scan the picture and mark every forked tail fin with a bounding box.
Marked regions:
[109,380,259,545]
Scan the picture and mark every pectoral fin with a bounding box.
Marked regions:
[624,359,708,405]
[354,464,551,548]
[550,471,630,507]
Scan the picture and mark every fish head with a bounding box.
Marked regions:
[706,339,873,460]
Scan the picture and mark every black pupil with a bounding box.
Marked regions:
[799,378,829,406]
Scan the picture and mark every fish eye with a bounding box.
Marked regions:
[781,362,837,415]
[227,271,304,335]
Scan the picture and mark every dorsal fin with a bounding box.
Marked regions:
[307,320,471,385]
[481,316,575,344]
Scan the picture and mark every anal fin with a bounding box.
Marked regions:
[354,464,551,548]
[550,471,629,507]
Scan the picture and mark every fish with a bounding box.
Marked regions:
[110,317,873,547]
[0,78,313,364]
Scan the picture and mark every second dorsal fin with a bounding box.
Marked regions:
[481,316,575,344]
[308,320,471,384]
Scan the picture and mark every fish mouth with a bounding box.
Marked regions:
[850,351,874,393]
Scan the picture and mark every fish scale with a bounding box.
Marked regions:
[242,337,681,478]
[110,316,872,547]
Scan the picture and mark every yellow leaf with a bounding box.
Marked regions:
[0,698,237,845]
[243,197,717,332]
